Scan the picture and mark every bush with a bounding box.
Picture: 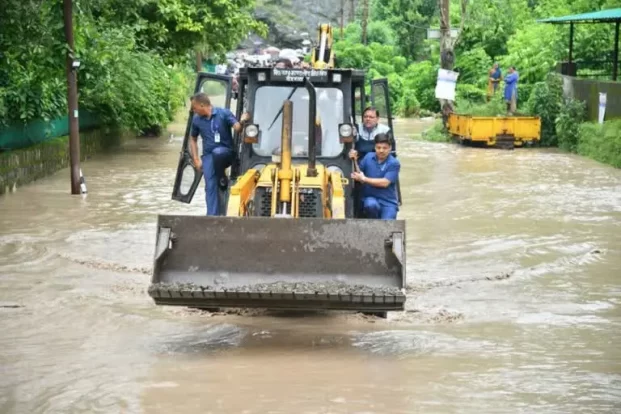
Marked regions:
[0,17,191,135]
[371,61,396,76]
[577,120,621,168]
[398,91,420,117]
[392,56,407,74]
[333,41,374,70]
[368,43,399,64]
[455,94,506,116]
[367,21,397,46]
[456,84,487,105]
[421,120,451,142]
[525,74,563,146]
[453,47,492,88]
[77,27,191,132]
[386,73,404,112]
[402,61,440,113]
[556,98,586,152]
[517,83,534,106]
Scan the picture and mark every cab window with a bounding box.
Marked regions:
[252,86,344,158]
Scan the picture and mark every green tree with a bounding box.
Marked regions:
[0,0,265,131]
[372,0,436,60]
[81,0,267,62]
[457,0,530,60]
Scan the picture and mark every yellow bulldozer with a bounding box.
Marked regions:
[148,64,406,317]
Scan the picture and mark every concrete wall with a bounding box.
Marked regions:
[0,127,130,195]
[561,75,621,121]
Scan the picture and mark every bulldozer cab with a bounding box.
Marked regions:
[171,67,398,215]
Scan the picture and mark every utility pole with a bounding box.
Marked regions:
[361,0,369,45]
[439,0,454,71]
[63,0,81,195]
[340,0,345,39]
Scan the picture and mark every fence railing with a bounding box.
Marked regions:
[0,111,101,152]
[557,58,619,81]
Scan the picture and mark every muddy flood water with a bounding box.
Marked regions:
[1,117,621,414]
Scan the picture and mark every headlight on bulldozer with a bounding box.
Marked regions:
[244,124,260,144]
[339,123,354,143]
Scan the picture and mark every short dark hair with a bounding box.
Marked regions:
[363,106,380,118]
[374,133,391,145]
[275,58,293,68]
[191,92,211,106]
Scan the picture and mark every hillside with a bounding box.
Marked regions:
[253,0,357,48]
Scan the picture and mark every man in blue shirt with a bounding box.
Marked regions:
[349,133,400,220]
[189,92,249,216]
[504,66,519,115]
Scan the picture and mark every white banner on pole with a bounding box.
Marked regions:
[435,69,459,101]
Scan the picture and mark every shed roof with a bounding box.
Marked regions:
[538,8,621,24]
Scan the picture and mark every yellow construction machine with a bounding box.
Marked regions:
[148,66,406,317]
[310,23,335,69]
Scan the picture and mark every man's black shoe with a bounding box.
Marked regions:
[219,176,228,190]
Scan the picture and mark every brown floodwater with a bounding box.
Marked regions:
[1,116,620,414]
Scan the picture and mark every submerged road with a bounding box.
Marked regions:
[1,117,620,413]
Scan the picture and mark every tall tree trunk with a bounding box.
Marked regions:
[349,0,355,22]
[361,0,369,44]
[196,50,202,73]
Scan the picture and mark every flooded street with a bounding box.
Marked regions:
[1,117,621,414]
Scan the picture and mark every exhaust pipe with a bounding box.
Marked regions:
[303,77,317,177]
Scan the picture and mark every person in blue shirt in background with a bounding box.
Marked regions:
[349,133,401,220]
[189,92,250,216]
[504,66,519,115]
[354,106,391,159]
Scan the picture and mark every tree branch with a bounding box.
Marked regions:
[453,0,470,48]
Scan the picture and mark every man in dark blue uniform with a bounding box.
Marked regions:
[189,92,249,216]
[349,133,400,219]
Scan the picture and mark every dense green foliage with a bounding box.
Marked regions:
[335,0,620,119]
[340,0,620,167]
[0,0,266,133]
[577,120,621,168]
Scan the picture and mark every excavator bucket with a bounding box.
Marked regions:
[148,215,407,313]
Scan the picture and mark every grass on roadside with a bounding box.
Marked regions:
[577,119,621,168]
[420,119,451,143]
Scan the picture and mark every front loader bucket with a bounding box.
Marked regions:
[148,215,407,313]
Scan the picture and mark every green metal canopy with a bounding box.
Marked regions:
[538,8,621,24]
[538,8,620,80]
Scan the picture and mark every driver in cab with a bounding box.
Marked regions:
[349,133,400,220]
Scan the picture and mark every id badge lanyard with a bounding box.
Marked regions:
[211,118,220,143]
